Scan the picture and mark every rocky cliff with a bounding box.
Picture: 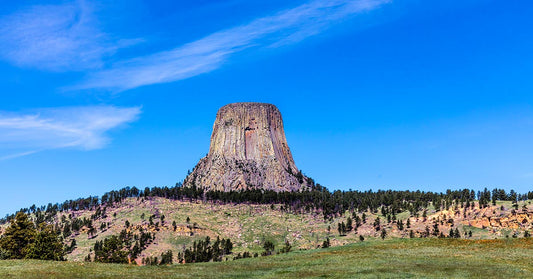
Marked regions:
[184,102,308,192]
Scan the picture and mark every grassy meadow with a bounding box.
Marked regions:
[1,237,532,278]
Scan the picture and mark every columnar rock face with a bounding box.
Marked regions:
[184,102,308,192]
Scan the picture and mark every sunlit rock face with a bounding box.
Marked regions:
[184,102,307,192]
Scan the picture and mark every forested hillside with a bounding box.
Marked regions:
[1,184,532,265]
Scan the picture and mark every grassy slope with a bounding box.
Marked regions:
[4,197,530,263]
[64,197,337,261]
[1,238,533,278]
[2,197,531,265]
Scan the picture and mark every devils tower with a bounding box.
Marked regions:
[184,102,308,192]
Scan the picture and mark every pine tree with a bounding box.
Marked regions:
[68,239,77,252]
[0,212,36,259]
[87,226,97,239]
[341,222,346,235]
[94,235,128,263]
[424,226,430,238]
[381,229,387,239]
[346,217,353,232]
[224,239,233,255]
[160,250,173,265]
[262,240,275,256]
[62,225,71,238]
[432,223,440,236]
[373,217,381,231]
[25,223,65,261]
[354,215,362,228]
[321,237,330,248]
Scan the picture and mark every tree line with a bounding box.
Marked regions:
[3,182,532,226]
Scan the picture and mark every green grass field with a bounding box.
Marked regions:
[1,238,532,278]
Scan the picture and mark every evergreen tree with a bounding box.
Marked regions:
[337,222,347,236]
[381,229,387,239]
[180,236,232,263]
[62,225,71,238]
[0,212,36,259]
[321,237,330,248]
[262,240,275,256]
[25,224,65,261]
[67,239,77,253]
[373,217,381,231]
[432,223,440,236]
[397,220,404,231]
[224,239,233,255]
[160,250,173,265]
[354,215,362,228]
[94,235,128,264]
[346,217,353,232]
[87,226,97,239]
[424,226,430,238]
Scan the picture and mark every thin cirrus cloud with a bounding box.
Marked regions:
[75,0,391,91]
[0,106,141,160]
[0,1,139,71]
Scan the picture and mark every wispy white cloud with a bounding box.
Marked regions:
[0,150,40,161]
[0,106,141,160]
[76,0,391,91]
[0,0,139,71]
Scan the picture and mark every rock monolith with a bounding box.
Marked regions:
[184,102,308,192]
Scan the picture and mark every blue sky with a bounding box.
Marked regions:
[0,0,532,215]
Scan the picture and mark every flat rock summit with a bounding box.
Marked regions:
[184,102,308,192]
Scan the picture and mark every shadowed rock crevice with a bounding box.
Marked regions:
[185,102,308,192]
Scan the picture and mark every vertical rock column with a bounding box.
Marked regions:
[184,102,307,192]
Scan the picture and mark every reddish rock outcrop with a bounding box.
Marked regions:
[184,103,308,192]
